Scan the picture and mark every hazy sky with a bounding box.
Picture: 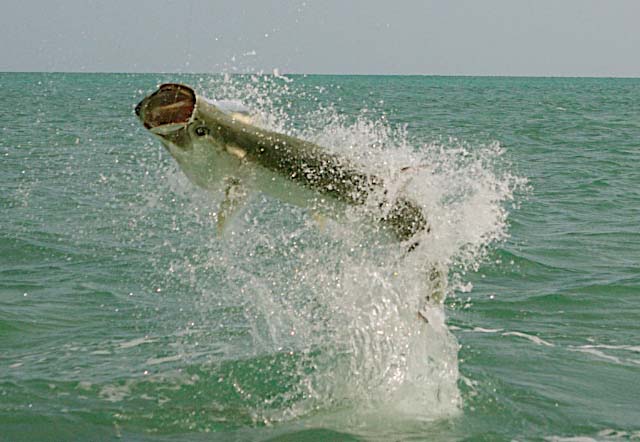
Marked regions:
[2,0,639,76]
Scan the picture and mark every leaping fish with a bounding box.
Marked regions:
[135,83,429,245]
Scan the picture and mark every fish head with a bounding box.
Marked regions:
[135,83,200,151]
[136,83,242,188]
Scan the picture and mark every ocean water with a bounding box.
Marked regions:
[1,73,639,441]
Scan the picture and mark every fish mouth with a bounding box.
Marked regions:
[135,83,196,134]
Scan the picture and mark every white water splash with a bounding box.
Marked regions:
[135,75,524,429]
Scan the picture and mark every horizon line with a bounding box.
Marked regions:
[1,70,639,80]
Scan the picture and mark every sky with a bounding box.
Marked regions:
[1,0,639,77]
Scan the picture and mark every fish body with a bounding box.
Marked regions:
[136,83,427,241]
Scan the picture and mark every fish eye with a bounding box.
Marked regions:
[195,126,209,137]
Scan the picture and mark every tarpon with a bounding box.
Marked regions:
[135,83,428,244]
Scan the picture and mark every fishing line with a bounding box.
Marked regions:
[185,1,195,71]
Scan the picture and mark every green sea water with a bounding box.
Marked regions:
[1,73,639,441]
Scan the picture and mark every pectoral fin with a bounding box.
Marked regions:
[217,178,249,235]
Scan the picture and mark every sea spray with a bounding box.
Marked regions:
[123,74,523,430]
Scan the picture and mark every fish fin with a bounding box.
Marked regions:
[217,178,249,235]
